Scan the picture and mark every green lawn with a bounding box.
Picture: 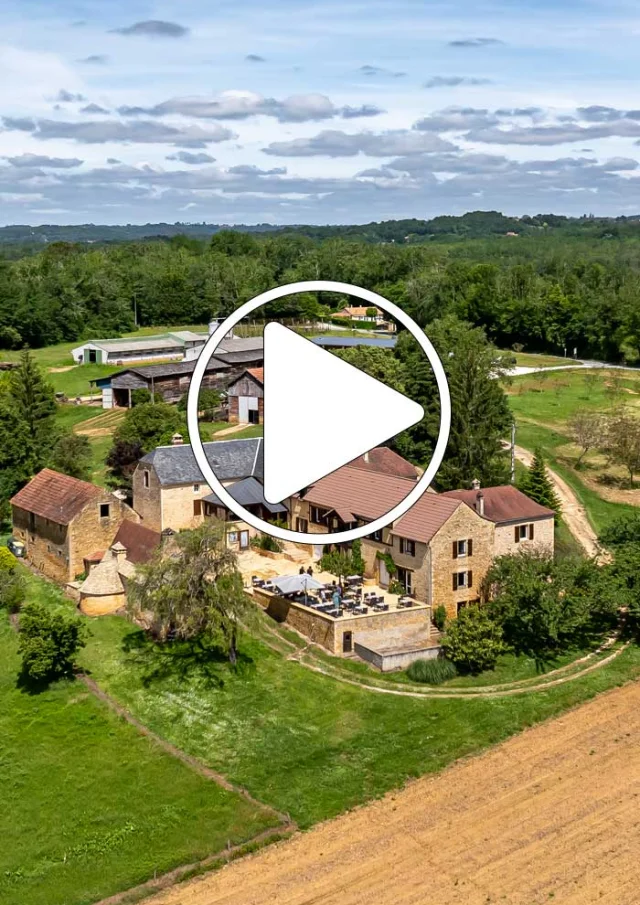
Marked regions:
[54,404,103,431]
[49,364,115,398]
[80,604,640,831]
[88,435,113,487]
[511,351,580,369]
[506,368,636,425]
[0,609,277,905]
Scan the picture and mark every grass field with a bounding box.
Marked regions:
[0,607,278,905]
[510,351,580,369]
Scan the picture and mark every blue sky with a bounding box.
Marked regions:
[1,0,640,224]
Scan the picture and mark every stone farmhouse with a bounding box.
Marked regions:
[132,437,265,535]
[11,468,139,583]
[227,368,264,424]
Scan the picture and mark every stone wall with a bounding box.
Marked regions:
[12,507,71,582]
[79,592,126,616]
[493,517,555,558]
[69,494,138,580]
[132,463,163,532]
[160,483,211,532]
[428,503,495,619]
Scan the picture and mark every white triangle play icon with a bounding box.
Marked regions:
[263,323,424,504]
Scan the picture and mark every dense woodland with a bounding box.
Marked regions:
[3,212,640,361]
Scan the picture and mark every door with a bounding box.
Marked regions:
[342,631,353,653]
[88,349,97,363]
[239,530,250,550]
[238,395,259,423]
[378,557,390,587]
[397,567,413,595]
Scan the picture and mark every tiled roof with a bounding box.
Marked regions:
[441,485,555,524]
[217,336,264,354]
[300,467,414,522]
[113,520,161,564]
[246,367,264,383]
[11,469,102,525]
[348,447,418,480]
[139,438,263,486]
[391,495,461,544]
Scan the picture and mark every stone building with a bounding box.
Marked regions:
[132,437,264,533]
[227,368,264,424]
[11,469,138,583]
[441,482,555,558]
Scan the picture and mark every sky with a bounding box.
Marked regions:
[2,0,640,225]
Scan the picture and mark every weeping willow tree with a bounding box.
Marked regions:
[127,519,252,664]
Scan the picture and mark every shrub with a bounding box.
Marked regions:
[406,657,457,685]
[441,605,507,674]
[432,604,447,632]
[131,388,153,406]
[0,549,25,613]
[251,533,282,552]
[18,603,86,684]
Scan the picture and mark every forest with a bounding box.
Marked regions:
[3,211,640,361]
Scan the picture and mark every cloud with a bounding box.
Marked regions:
[3,153,84,168]
[228,164,287,175]
[106,158,121,164]
[414,107,499,131]
[467,120,640,145]
[449,37,504,47]
[166,151,217,164]
[424,76,492,88]
[1,116,235,147]
[359,65,405,77]
[81,103,110,114]
[56,89,86,102]
[262,129,456,157]
[118,92,384,123]
[111,20,189,38]
[246,54,266,62]
[79,55,108,65]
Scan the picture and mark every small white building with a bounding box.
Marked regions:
[71,331,208,366]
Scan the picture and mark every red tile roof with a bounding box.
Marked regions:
[392,495,462,544]
[113,520,161,565]
[441,485,555,524]
[348,447,418,481]
[301,466,415,522]
[11,468,102,525]
[246,367,264,383]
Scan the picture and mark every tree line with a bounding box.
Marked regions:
[3,223,640,361]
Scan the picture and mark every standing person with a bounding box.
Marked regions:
[307,565,313,576]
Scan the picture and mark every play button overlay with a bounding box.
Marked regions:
[263,323,424,504]
[187,280,451,546]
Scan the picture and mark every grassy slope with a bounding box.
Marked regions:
[0,609,276,905]
[511,352,579,369]
[507,370,639,534]
[80,608,640,832]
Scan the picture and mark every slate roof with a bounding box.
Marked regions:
[391,495,462,544]
[441,485,555,525]
[11,468,102,525]
[113,520,161,564]
[98,355,232,388]
[217,336,264,354]
[348,447,418,481]
[204,476,286,514]
[300,466,414,522]
[140,438,264,486]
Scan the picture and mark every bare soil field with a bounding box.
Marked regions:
[149,680,640,905]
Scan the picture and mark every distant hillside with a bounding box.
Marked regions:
[1,210,640,247]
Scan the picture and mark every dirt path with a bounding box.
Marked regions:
[513,444,601,557]
[147,680,640,905]
[213,422,255,437]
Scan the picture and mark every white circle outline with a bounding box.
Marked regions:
[187,281,451,545]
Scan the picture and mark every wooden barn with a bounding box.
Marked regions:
[226,368,264,424]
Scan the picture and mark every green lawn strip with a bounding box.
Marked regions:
[55,404,104,431]
[506,368,626,424]
[514,420,636,533]
[49,364,116,397]
[228,425,264,439]
[0,613,277,905]
[80,607,640,831]
[88,435,114,487]
[511,352,579,369]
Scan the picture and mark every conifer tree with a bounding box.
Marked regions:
[521,448,561,521]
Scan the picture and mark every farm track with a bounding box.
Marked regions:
[146,679,640,905]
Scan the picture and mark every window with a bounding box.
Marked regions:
[310,506,326,525]
[99,503,110,519]
[143,470,150,488]
[370,528,383,542]
[193,483,200,493]
[452,538,473,559]
[396,567,413,595]
[227,531,238,544]
[399,537,415,557]
[515,523,534,542]
[453,570,473,591]
[296,517,309,533]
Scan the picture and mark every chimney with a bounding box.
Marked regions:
[208,318,221,336]
[111,541,127,564]
[471,478,481,491]
[363,450,370,463]
[475,491,485,517]
[171,433,184,446]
